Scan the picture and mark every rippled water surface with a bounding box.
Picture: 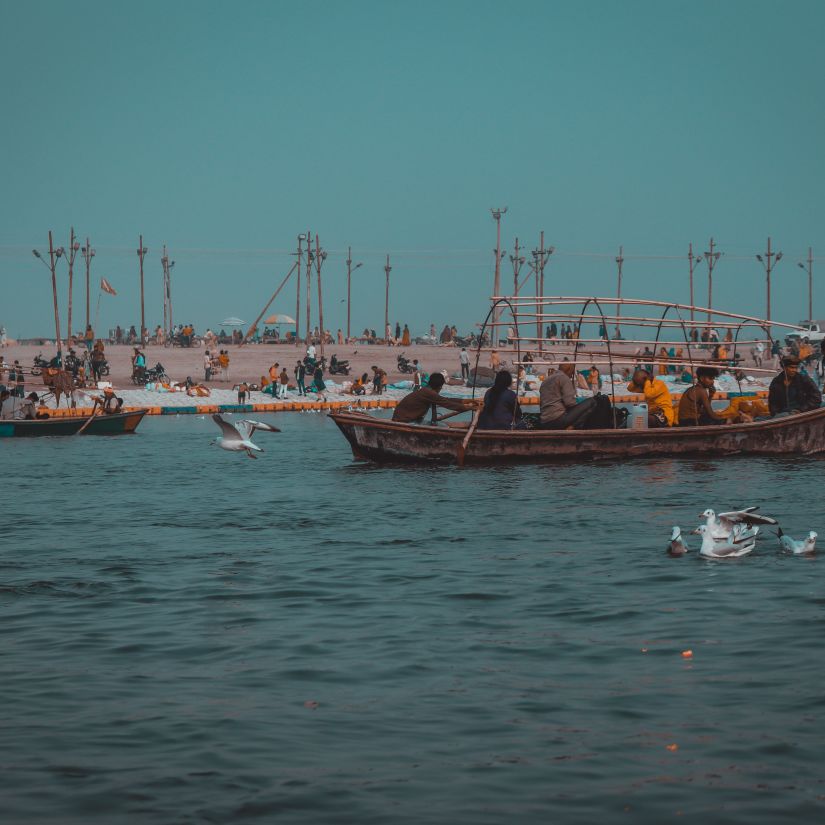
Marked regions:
[2,414,824,823]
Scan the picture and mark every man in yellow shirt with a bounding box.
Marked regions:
[627,368,674,427]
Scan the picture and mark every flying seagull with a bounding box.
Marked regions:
[212,414,280,458]
[667,526,690,556]
[694,525,755,559]
[776,528,818,555]
[699,507,777,541]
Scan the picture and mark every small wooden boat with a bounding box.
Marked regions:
[329,407,825,464]
[0,409,147,438]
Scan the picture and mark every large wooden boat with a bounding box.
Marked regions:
[0,409,147,438]
[329,407,825,464]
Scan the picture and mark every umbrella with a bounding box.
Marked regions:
[264,314,296,325]
[220,317,246,327]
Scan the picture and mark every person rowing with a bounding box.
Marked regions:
[391,371,474,424]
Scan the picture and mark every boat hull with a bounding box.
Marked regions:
[0,409,147,438]
[329,408,825,464]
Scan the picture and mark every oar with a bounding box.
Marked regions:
[75,403,101,436]
[457,409,480,466]
[436,408,467,422]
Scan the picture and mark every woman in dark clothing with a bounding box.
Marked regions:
[477,370,524,430]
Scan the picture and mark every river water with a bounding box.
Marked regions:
[2,414,824,823]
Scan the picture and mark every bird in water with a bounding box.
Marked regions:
[211,414,280,458]
[699,507,776,542]
[667,526,690,556]
[776,528,817,555]
[693,525,755,559]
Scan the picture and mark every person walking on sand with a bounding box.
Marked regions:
[459,347,471,382]
[219,350,230,381]
[490,349,500,371]
[279,367,290,398]
[294,360,307,396]
[237,382,248,405]
[203,350,212,382]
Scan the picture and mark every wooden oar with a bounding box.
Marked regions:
[75,403,101,436]
[457,409,480,466]
[436,408,467,422]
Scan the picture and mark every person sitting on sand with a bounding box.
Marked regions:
[349,373,368,395]
[392,371,474,424]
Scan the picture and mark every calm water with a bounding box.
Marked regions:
[2,414,824,823]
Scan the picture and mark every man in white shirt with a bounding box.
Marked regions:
[459,348,471,382]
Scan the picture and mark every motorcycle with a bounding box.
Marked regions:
[397,353,415,374]
[303,355,328,373]
[133,362,169,385]
[329,356,350,376]
[30,352,55,376]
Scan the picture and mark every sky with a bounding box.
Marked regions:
[1,0,824,340]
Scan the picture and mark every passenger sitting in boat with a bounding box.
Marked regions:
[21,392,40,420]
[391,371,472,424]
[477,371,524,430]
[0,388,14,419]
[538,361,598,429]
[626,368,674,427]
[678,367,727,427]
[768,356,821,416]
[98,387,123,414]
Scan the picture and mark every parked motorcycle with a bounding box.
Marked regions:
[397,353,415,374]
[30,352,55,376]
[329,355,350,376]
[133,362,169,384]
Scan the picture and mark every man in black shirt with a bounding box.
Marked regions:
[768,356,821,416]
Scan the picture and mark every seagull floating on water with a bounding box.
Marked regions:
[776,528,817,555]
[212,414,280,458]
[700,507,777,542]
[694,525,755,559]
[667,526,690,556]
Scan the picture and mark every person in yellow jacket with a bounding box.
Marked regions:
[627,368,674,427]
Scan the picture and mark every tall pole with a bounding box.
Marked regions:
[688,242,701,322]
[757,236,782,327]
[162,245,168,335]
[48,231,63,357]
[346,246,352,342]
[509,237,525,297]
[384,254,392,345]
[305,228,312,345]
[490,207,507,340]
[705,237,720,325]
[137,234,148,344]
[808,246,813,322]
[81,236,94,328]
[799,247,814,321]
[615,245,624,336]
[295,234,304,345]
[66,226,79,342]
[315,234,326,357]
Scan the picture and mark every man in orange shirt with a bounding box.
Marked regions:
[627,368,674,427]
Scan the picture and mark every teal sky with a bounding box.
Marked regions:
[2,0,824,339]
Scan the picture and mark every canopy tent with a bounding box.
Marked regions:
[220,317,246,327]
[263,314,296,325]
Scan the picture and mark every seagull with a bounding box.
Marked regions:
[700,507,777,541]
[776,528,818,555]
[667,526,690,556]
[212,414,280,458]
[694,525,755,559]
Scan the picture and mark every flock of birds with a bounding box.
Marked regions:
[668,508,817,559]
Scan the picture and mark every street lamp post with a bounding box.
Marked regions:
[756,237,782,328]
[81,237,95,329]
[161,245,175,337]
[314,235,328,357]
[294,234,305,345]
[509,238,525,297]
[704,237,721,325]
[66,226,81,343]
[345,245,362,342]
[32,230,65,359]
[797,247,813,322]
[490,207,507,339]
[384,254,392,345]
[687,242,701,322]
[137,235,148,344]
